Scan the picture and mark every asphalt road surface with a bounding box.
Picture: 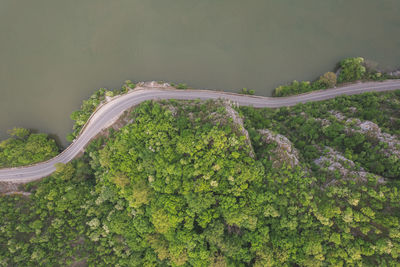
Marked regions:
[1,80,400,183]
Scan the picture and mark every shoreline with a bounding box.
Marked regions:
[0,79,400,183]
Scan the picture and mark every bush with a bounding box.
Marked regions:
[175,83,188,89]
[274,80,322,97]
[121,80,135,93]
[337,57,366,83]
[318,72,337,88]
[240,88,255,95]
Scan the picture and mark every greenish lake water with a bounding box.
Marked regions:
[1,0,399,146]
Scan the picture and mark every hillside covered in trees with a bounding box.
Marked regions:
[0,128,59,168]
[1,91,400,266]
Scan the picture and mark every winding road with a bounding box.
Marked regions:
[1,80,400,183]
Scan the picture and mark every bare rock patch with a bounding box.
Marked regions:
[314,147,386,188]
[258,129,300,168]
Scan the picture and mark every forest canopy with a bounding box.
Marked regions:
[1,91,400,266]
[0,128,59,168]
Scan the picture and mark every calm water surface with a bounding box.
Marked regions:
[1,0,400,146]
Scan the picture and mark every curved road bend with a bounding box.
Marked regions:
[1,80,400,183]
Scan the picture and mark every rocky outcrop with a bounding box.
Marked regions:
[199,100,255,158]
[314,147,385,187]
[136,81,172,89]
[329,110,346,121]
[224,102,255,158]
[258,129,300,168]
[348,119,400,157]
[328,110,400,157]
[0,181,31,195]
[315,118,331,127]
[388,70,400,78]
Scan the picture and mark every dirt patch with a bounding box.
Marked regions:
[0,182,31,196]
[3,191,31,196]
[0,182,23,193]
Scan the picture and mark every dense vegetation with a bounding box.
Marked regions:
[1,91,400,266]
[67,80,135,141]
[0,128,59,168]
[241,90,400,178]
[273,57,395,97]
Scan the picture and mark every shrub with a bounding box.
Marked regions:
[337,57,366,83]
[176,83,188,89]
[274,80,318,97]
[240,88,255,95]
[123,80,135,90]
[318,72,337,88]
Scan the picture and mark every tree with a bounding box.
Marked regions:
[318,72,337,88]
[338,57,366,83]
[2,94,400,266]
[0,129,59,167]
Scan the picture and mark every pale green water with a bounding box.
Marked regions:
[1,0,399,146]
